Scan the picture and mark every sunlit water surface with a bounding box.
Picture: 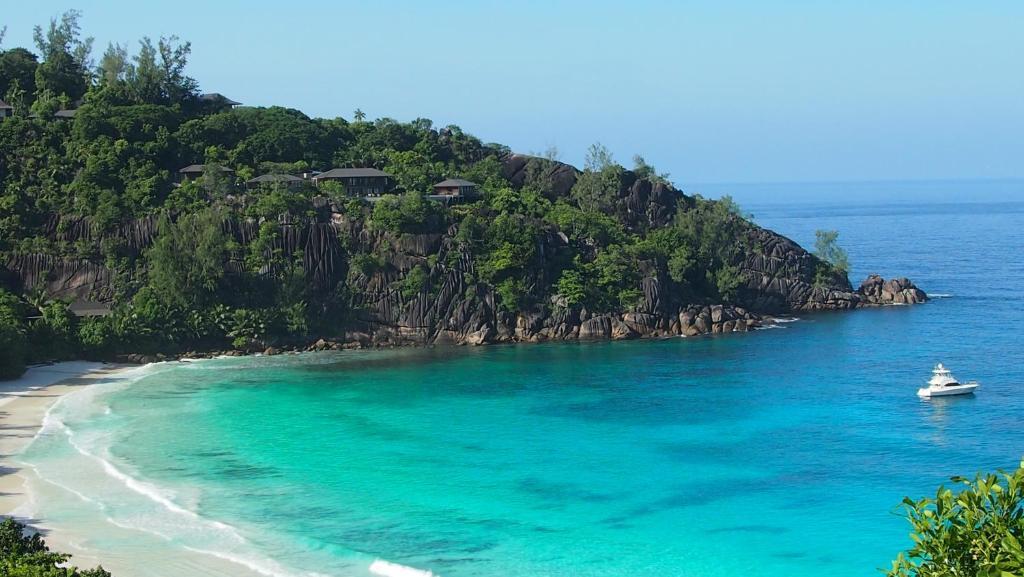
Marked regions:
[22,198,1024,577]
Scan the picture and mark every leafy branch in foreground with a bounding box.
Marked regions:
[887,460,1024,577]
[0,517,112,576]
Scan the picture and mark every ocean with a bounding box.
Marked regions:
[18,196,1024,577]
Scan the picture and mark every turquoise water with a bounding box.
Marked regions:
[22,199,1024,576]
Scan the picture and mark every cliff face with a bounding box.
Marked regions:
[332,215,924,347]
[739,227,926,313]
[1,156,926,348]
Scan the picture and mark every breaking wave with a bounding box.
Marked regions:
[23,362,332,577]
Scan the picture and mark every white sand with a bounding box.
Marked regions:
[0,362,271,577]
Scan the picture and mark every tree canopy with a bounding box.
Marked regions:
[0,10,772,376]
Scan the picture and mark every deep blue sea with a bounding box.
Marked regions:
[20,196,1024,577]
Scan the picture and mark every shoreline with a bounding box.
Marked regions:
[0,305,907,577]
[0,361,273,577]
[120,311,803,364]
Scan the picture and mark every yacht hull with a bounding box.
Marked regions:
[917,383,978,398]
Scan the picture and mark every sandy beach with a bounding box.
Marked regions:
[0,361,273,577]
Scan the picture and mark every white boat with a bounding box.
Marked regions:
[917,363,979,398]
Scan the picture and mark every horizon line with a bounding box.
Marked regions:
[683,176,1024,187]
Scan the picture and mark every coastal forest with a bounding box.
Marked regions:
[5,11,1023,577]
[0,11,921,380]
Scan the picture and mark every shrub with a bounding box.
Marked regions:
[888,460,1024,577]
[349,252,384,277]
[370,192,444,234]
[494,278,527,313]
[555,267,587,306]
[219,308,274,350]
[814,229,850,275]
[0,290,28,379]
[399,265,429,299]
[27,300,78,361]
[0,517,112,576]
[77,316,119,358]
[0,325,28,380]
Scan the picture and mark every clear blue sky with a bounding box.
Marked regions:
[3,1,1022,187]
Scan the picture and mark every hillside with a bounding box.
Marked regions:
[0,12,924,376]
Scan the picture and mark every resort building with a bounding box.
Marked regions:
[199,93,242,109]
[26,107,78,121]
[178,164,235,183]
[312,168,395,196]
[245,174,306,190]
[432,178,479,198]
[0,99,13,120]
[68,300,112,318]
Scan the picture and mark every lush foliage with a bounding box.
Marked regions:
[0,517,111,576]
[0,288,91,378]
[0,11,770,362]
[888,460,1024,577]
[814,229,850,275]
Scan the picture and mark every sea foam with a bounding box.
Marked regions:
[22,361,328,577]
[369,559,437,577]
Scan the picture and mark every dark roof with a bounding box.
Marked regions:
[314,168,393,179]
[434,178,477,188]
[179,164,235,174]
[69,300,112,317]
[246,174,304,184]
[26,109,77,119]
[0,99,12,110]
[199,93,242,106]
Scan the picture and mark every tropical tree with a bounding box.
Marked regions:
[146,209,229,309]
[814,229,850,275]
[33,10,93,102]
[571,143,625,213]
[0,47,39,102]
[632,154,671,185]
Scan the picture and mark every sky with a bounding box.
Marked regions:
[3,0,1023,193]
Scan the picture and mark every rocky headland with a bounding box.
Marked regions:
[4,153,926,359]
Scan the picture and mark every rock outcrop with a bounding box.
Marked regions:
[500,153,579,199]
[2,157,927,349]
[739,226,927,312]
[857,274,928,305]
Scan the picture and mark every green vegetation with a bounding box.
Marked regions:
[0,517,111,576]
[371,192,446,234]
[0,11,770,379]
[888,460,1024,577]
[814,229,850,286]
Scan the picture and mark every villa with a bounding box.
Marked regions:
[312,168,395,196]
[432,178,479,198]
[246,174,305,190]
[178,164,235,183]
[199,93,242,110]
[0,99,12,120]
